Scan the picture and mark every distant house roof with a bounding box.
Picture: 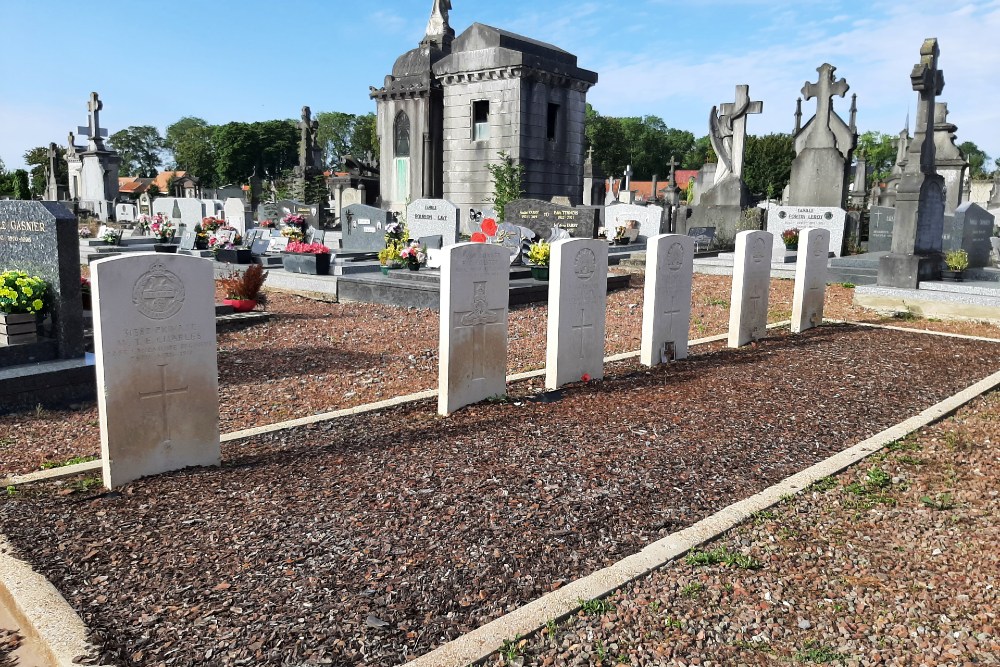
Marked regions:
[153,170,198,191]
[118,176,153,195]
[613,170,700,201]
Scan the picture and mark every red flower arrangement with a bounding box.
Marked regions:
[285,241,331,255]
[471,217,498,243]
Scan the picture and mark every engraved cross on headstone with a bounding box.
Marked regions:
[454,282,504,381]
[802,63,849,149]
[747,289,763,338]
[139,364,189,444]
[572,308,594,358]
[719,85,763,178]
[662,291,682,342]
[909,38,945,175]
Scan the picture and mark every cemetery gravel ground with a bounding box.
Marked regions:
[1,274,998,477]
[0,321,999,665]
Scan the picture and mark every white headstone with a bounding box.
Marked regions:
[91,253,220,488]
[791,228,829,334]
[728,230,773,348]
[152,197,205,228]
[438,243,510,416]
[545,238,609,389]
[115,203,137,222]
[766,206,845,257]
[407,198,460,246]
[640,234,694,366]
[605,203,663,241]
[223,198,248,235]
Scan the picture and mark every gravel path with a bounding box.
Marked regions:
[494,391,1000,667]
[1,275,997,478]
[1,325,998,666]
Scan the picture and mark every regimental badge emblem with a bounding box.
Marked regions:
[132,262,185,320]
[574,248,597,281]
[666,242,685,271]
[751,238,767,263]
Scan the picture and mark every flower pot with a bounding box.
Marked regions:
[82,293,92,311]
[0,312,38,346]
[941,269,964,282]
[282,252,331,275]
[380,266,390,276]
[407,263,421,272]
[154,243,178,253]
[613,238,630,246]
[216,248,252,264]
[783,243,798,252]
[195,240,209,250]
[530,265,549,281]
[223,298,257,312]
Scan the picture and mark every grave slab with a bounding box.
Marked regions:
[791,228,829,333]
[343,204,391,252]
[766,206,846,257]
[92,253,220,488]
[641,234,694,366]
[407,199,460,246]
[546,239,609,389]
[605,203,663,241]
[505,199,599,239]
[728,230,773,347]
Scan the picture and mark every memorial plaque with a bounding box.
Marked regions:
[407,199,461,246]
[505,199,599,239]
[868,207,895,253]
[342,204,391,252]
[766,206,846,257]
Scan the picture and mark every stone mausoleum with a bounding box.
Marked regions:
[370,0,598,223]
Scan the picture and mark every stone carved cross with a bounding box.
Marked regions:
[299,106,320,171]
[572,308,594,358]
[801,63,849,150]
[139,364,189,444]
[77,92,108,149]
[47,143,58,172]
[586,146,595,163]
[623,164,633,192]
[667,155,677,186]
[909,38,945,175]
[454,282,504,381]
[715,85,763,180]
[662,291,682,342]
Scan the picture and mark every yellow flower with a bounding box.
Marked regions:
[32,299,44,311]
[23,286,33,297]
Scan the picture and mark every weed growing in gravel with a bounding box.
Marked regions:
[809,477,838,493]
[0,437,12,449]
[664,617,682,629]
[85,420,99,427]
[836,282,856,289]
[704,297,729,307]
[70,476,102,493]
[751,509,776,524]
[499,636,525,663]
[40,455,98,470]
[779,492,797,504]
[896,455,925,466]
[920,493,956,510]
[864,467,891,489]
[4,486,16,497]
[891,310,918,321]
[544,618,558,636]
[685,547,762,570]
[794,640,848,663]
[578,597,614,615]
[483,394,515,405]
[733,639,774,653]
[681,582,705,598]
[886,437,921,452]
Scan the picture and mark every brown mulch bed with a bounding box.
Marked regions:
[2,275,998,479]
[499,391,1000,667]
[1,325,999,666]
[0,628,22,667]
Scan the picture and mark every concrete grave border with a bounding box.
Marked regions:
[2,319,999,667]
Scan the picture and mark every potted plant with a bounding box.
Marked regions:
[377,245,402,275]
[258,219,276,230]
[399,241,427,271]
[526,240,550,280]
[943,248,969,281]
[281,213,308,242]
[0,271,50,345]
[283,241,332,275]
[81,276,92,310]
[101,227,121,246]
[218,264,268,312]
[781,228,800,251]
[201,216,223,234]
[211,226,250,263]
[150,216,177,252]
[193,224,210,250]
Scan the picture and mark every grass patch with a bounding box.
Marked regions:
[750,509,776,524]
[704,297,729,307]
[895,455,925,466]
[843,467,896,509]
[795,640,848,663]
[733,639,774,653]
[886,437,921,453]
[680,582,705,598]
[920,493,956,511]
[499,636,526,663]
[40,455,99,470]
[578,597,614,615]
[808,476,838,493]
[836,282,856,289]
[70,476,103,493]
[685,547,762,570]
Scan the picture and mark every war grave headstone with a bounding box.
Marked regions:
[728,230,773,348]
[438,243,510,416]
[505,199,599,239]
[115,203,137,222]
[223,198,248,234]
[0,202,84,362]
[640,234,694,367]
[605,203,663,241]
[545,239,609,390]
[942,202,995,267]
[791,228,829,333]
[868,207,896,253]
[342,204,391,252]
[766,206,846,257]
[91,253,220,489]
[407,199,461,246]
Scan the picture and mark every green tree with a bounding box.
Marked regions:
[12,169,31,200]
[0,157,12,198]
[351,112,378,162]
[583,105,696,180]
[743,133,795,197]
[487,151,525,222]
[212,120,297,185]
[23,145,68,197]
[316,111,356,169]
[165,117,216,186]
[683,135,716,170]
[958,141,990,179]
[856,131,896,186]
[109,125,165,177]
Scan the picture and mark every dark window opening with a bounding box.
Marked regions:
[473,100,490,141]
[547,103,560,141]
[394,111,410,157]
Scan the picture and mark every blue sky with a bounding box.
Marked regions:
[1,0,998,172]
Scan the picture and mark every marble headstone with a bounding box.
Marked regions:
[605,203,663,241]
[728,230,773,348]
[505,199,599,239]
[152,197,204,228]
[91,253,220,488]
[942,203,995,268]
[342,204,391,252]
[867,207,895,253]
[545,239,609,389]
[223,198,248,235]
[407,199,460,246]
[640,234,694,366]
[115,203,137,222]
[791,228,829,333]
[438,243,510,416]
[257,202,282,226]
[0,201,84,360]
[766,206,845,257]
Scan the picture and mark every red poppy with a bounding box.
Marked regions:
[471,232,488,243]
[581,373,591,382]
[481,218,498,237]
